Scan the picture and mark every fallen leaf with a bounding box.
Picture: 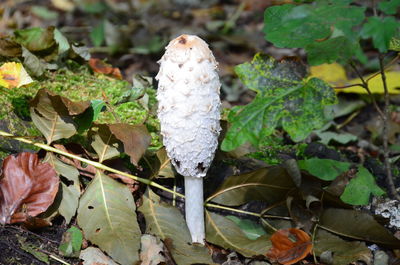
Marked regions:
[266,228,312,265]
[310,63,347,86]
[140,234,166,265]
[89,58,122,79]
[80,247,118,265]
[59,226,83,257]
[0,62,34,89]
[0,152,59,224]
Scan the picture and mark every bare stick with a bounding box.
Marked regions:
[379,54,400,200]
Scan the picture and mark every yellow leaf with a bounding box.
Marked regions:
[310,63,347,85]
[344,71,400,94]
[0,62,34,89]
[311,63,400,95]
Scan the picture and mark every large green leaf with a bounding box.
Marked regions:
[43,153,80,223]
[340,166,385,205]
[207,167,295,206]
[378,0,400,15]
[222,54,337,151]
[138,189,214,265]
[320,208,400,248]
[30,89,77,144]
[77,171,141,265]
[361,16,399,53]
[314,230,371,265]
[205,211,271,257]
[263,2,365,64]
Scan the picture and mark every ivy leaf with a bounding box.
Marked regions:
[361,16,399,53]
[263,2,365,64]
[340,166,385,205]
[378,0,400,15]
[222,54,337,151]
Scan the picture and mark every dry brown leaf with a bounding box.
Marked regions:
[266,228,312,265]
[0,152,59,224]
[89,58,122,79]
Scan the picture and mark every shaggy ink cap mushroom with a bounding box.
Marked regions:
[156,34,221,244]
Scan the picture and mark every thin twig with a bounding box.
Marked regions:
[350,62,384,118]
[366,54,400,82]
[0,130,184,199]
[379,54,400,200]
[333,83,364,89]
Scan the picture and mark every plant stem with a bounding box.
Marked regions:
[350,62,384,118]
[378,54,400,200]
[0,130,184,199]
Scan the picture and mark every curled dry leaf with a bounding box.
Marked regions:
[0,152,59,224]
[266,228,312,265]
[89,58,122,79]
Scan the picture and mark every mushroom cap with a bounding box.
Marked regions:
[156,34,221,178]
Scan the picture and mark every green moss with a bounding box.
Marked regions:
[0,66,161,150]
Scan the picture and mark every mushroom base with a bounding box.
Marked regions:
[184,176,205,244]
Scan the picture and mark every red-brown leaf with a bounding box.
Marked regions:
[89,58,122,79]
[0,152,59,224]
[266,228,312,265]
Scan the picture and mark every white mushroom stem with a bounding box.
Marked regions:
[185,176,204,243]
[156,34,221,244]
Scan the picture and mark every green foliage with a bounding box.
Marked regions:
[221,53,336,151]
[340,167,385,205]
[299,158,385,205]
[298,158,350,181]
[263,1,365,65]
[378,0,400,15]
[361,16,399,53]
[58,226,83,258]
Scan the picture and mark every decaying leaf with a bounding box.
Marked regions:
[0,62,34,89]
[138,189,214,264]
[30,89,90,144]
[59,226,83,258]
[0,152,59,224]
[77,171,141,265]
[89,58,122,79]
[314,229,372,265]
[140,234,167,265]
[90,123,151,165]
[266,228,312,265]
[207,166,295,206]
[206,211,271,257]
[80,247,118,265]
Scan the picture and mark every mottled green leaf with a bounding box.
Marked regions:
[361,16,399,53]
[298,158,350,181]
[378,0,400,15]
[14,27,56,52]
[340,166,385,205]
[222,54,337,151]
[389,37,400,51]
[138,189,214,265]
[77,171,141,265]
[206,211,271,257]
[320,208,400,248]
[59,226,83,257]
[207,166,295,206]
[315,230,371,265]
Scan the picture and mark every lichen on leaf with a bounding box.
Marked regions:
[222,53,337,151]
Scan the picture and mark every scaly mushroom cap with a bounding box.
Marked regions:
[156,34,221,178]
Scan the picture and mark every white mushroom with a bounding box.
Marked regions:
[156,34,221,244]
